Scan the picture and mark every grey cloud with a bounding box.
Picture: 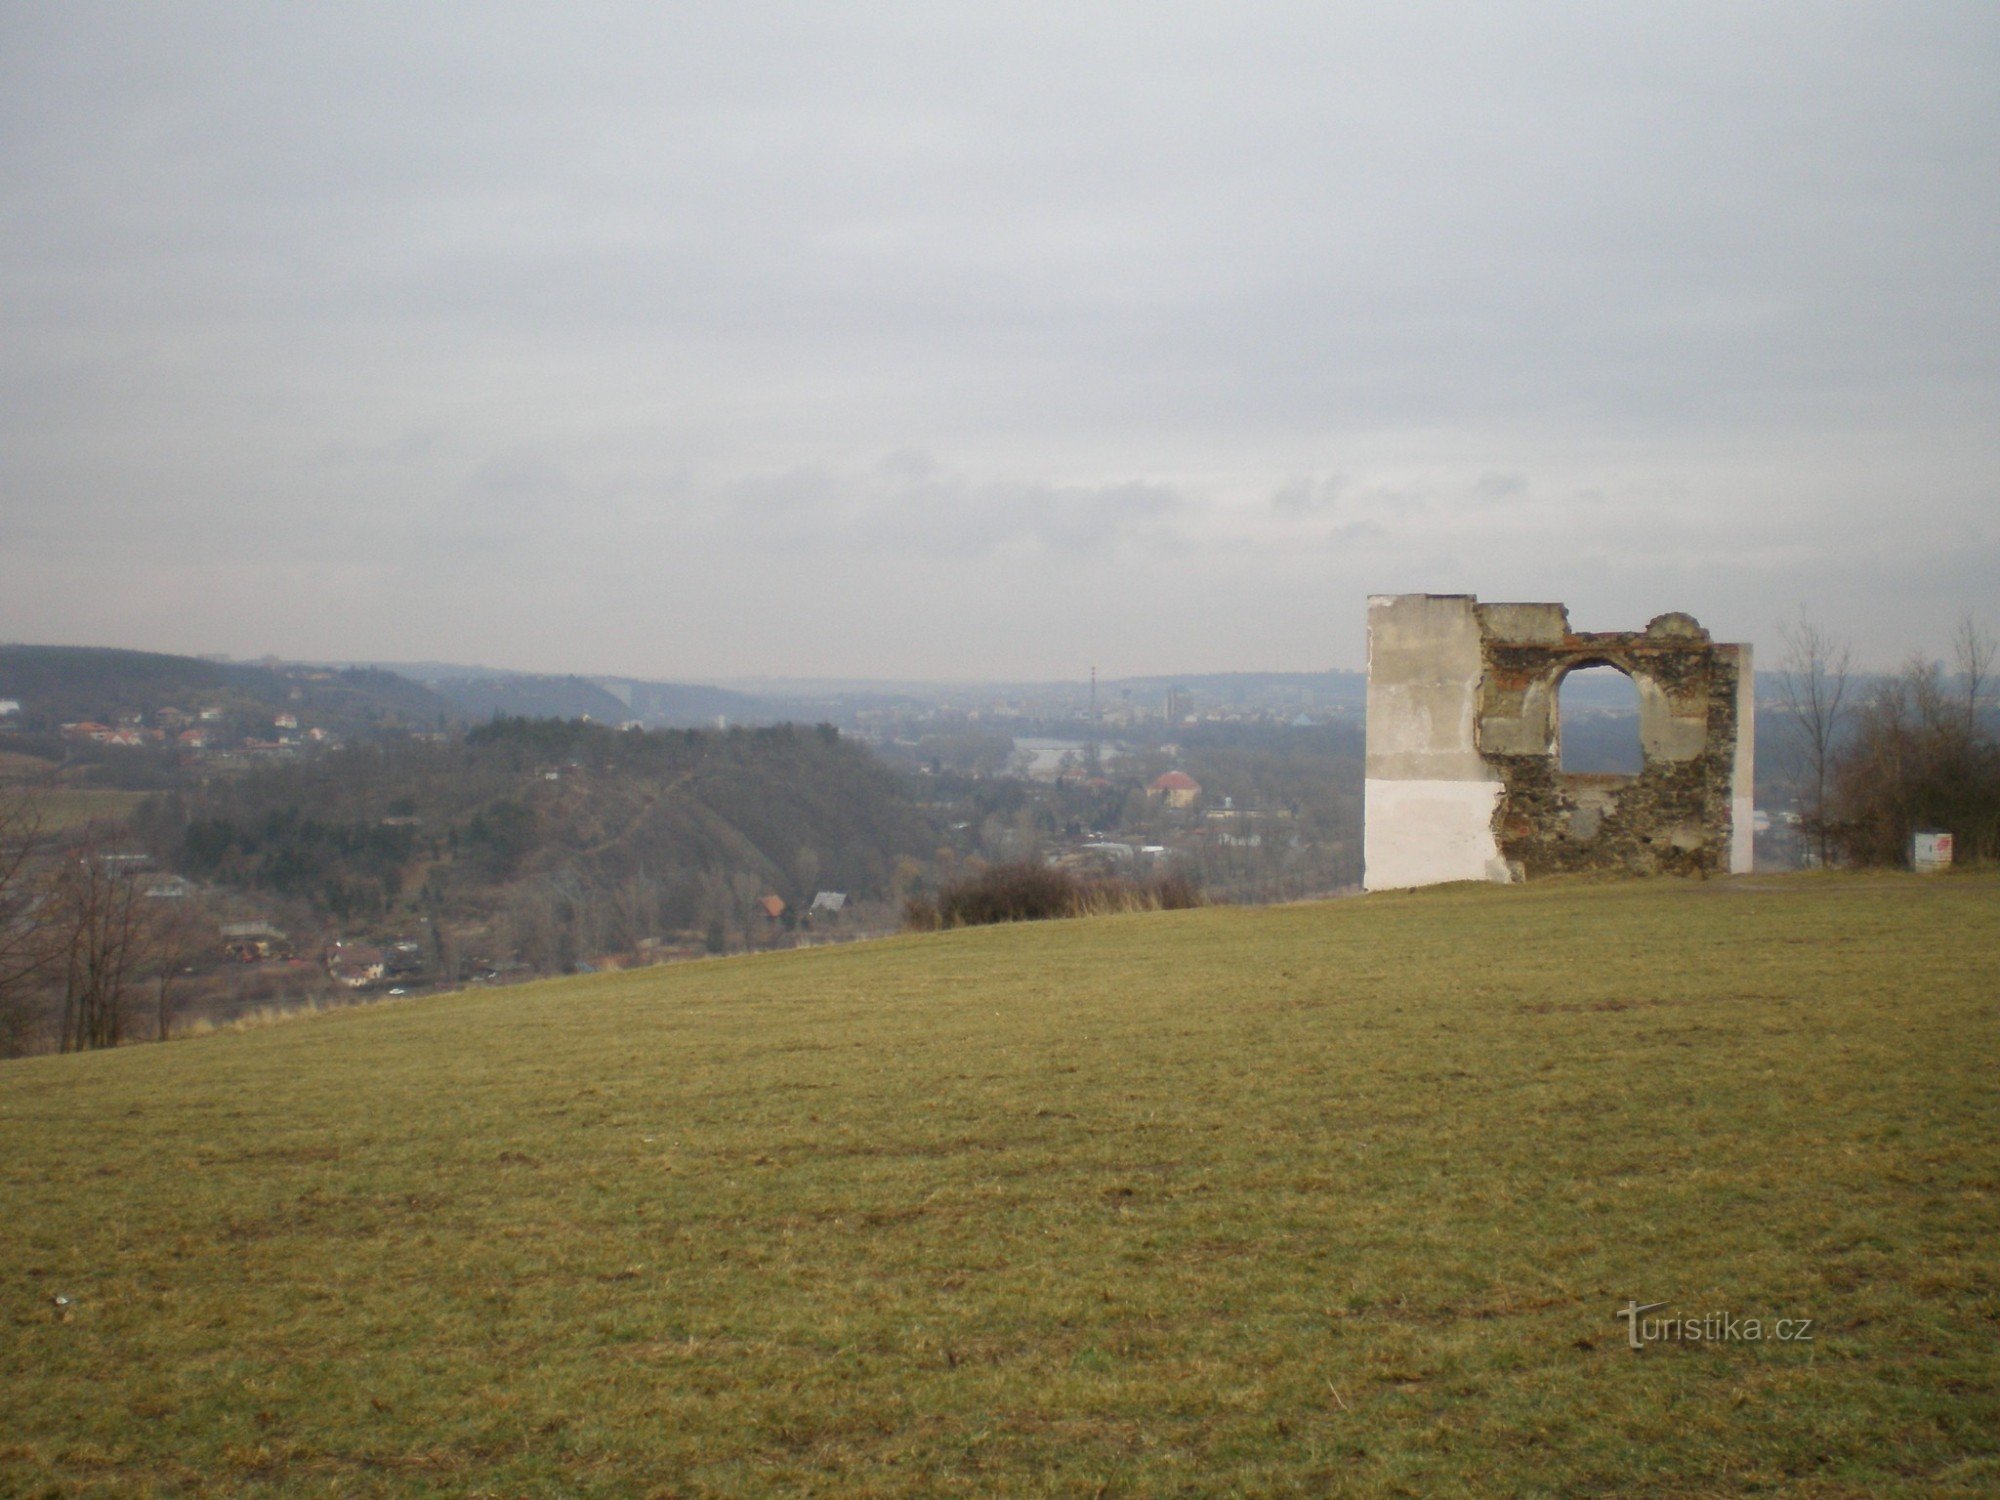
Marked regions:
[312,429,442,469]
[1271,474,1347,513]
[0,4,1995,673]
[1472,473,1528,503]
[1325,520,1390,548]
[723,459,1190,560]
[465,451,570,503]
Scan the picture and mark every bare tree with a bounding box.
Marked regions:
[142,896,210,1042]
[0,793,54,1054]
[54,850,148,1052]
[424,909,462,990]
[1829,631,2000,867]
[1951,613,1996,737]
[1775,609,1854,867]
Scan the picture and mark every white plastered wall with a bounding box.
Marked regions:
[1363,778,1510,889]
[1729,643,1755,873]
[1363,594,1509,890]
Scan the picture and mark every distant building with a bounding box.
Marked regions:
[221,921,287,962]
[809,891,847,915]
[221,921,285,942]
[1147,771,1202,809]
[0,699,19,718]
[326,942,388,988]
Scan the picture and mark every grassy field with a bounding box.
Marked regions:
[3,785,149,832]
[0,750,148,831]
[2,873,1996,1497]
[0,750,60,781]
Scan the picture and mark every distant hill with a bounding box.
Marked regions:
[599,677,782,727]
[717,671,1371,709]
[0,645,454,738]
[154,717,935,952]
[407,668,781,728]
[1111,669,1369,708]
[421,673,633,724]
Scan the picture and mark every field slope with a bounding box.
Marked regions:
[3,874,1997,1496]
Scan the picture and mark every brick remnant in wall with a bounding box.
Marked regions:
[1363,595,1753,891]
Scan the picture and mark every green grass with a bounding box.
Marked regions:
[2,873,1996,1497]
[0,750,62,781]
[8,786,148,831]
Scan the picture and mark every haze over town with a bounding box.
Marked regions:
[3,3,1996,679]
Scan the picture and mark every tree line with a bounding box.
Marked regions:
[0,799,207,1055]
[1777,613,1997,867]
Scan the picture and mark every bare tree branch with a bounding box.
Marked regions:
[54,843,149,1052]
[0,792,56,1053]
[1775,607,1854,867]
[1951,612,1996,736]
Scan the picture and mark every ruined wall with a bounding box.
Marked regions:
[1364,594,1752,890]
[1362,595,1512,888]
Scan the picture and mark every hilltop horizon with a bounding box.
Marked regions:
[0,621,1960,694]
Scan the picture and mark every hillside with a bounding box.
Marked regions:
[416,670,779,729]
[0,645,454,739]
[1112,668,1369,711]
[147,717,936,954]
[2,873,1993,1494]
[420,672,632,723]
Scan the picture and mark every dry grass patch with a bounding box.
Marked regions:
[8,785,148,831]
[1,871,1996,1495]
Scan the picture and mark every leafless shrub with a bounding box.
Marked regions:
[907,862,1207,930]
[1775,609,1853,867]
[51,847,148,1052]
[1829,616,1999,866]
[0,793,54,1055]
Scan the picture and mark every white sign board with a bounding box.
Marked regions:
[1912,830,1954,873]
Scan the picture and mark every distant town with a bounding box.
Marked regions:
[0,638,1858,1053]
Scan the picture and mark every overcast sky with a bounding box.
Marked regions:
[2,3,1995,679]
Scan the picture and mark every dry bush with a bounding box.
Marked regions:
[907,862,1205,930]
[1829,628,1999,866]
[1149,870,1204,910]
[940,863,1082,926]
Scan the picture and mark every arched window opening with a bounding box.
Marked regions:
[1559,665,1643,774]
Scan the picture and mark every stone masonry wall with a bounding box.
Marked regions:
[1476,610,1746,878]
[1362,594,1752,889]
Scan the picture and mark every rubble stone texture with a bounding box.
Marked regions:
[1363,594,1753,890]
